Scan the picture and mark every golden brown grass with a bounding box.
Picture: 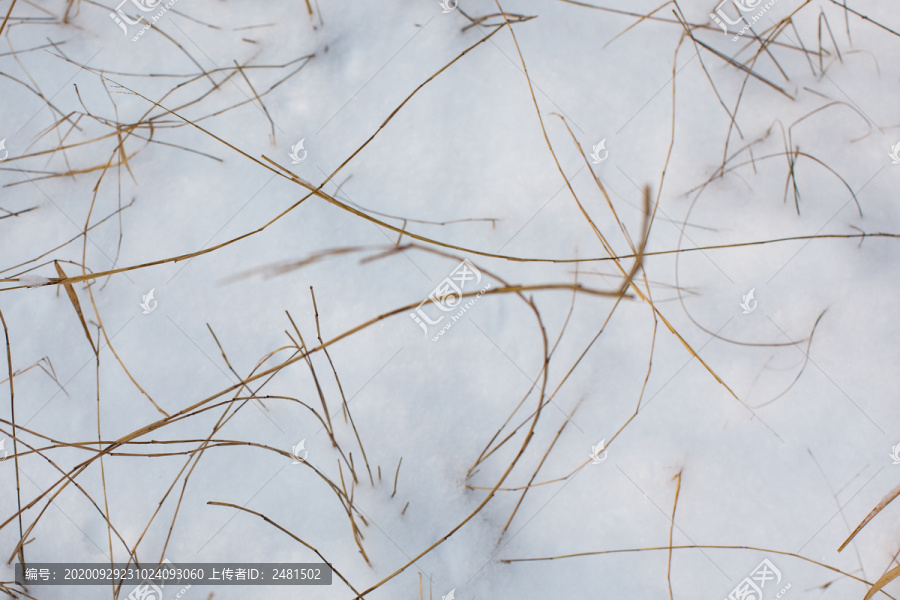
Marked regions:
[0,1,898,599]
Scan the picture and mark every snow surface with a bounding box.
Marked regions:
[1,0,900,599]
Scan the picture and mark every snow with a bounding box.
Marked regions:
[1,0,900,599]
[16,275,52,288]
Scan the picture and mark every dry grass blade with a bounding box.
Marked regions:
[54,261,97,355]
[206,502,362,597]
[0,309,25,567]
[4,2,899,596]
[838,482,900,553]
[310,287,374,485]
[751,310,827,408]
[0,0,17,37]
[0,198,135,278]
[233,60,276,141]
[0,206,37,220]
[391,457,402,499]
[498,408,574,537]
[668,471,682,600]
[285,311,336,443]
[10,214,895,292]
[92,338,116,580]
[85,280,169,417]
[687,36,793,99]
[501,0,748,422]
[825,0,900,37]
[864,565,900,600]
[500,544,889,593]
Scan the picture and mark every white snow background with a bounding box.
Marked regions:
[1,0,900,598]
